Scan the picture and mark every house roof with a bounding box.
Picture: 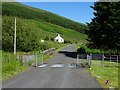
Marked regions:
[55,34,64,40]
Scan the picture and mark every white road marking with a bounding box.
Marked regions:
[51,64,64,67]
[39,64,47,67]
[68,63,78,68]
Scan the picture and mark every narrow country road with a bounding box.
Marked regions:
[2,44,101,88]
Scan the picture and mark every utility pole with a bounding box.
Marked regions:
[14,17,16,55]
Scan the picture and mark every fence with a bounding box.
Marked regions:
[77,54,120,67]
[2,48,56,68]
[2,52,40,68]
[42,48,55,55]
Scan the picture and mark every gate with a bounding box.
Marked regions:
[76,54,92,67]
[77,54,119,67]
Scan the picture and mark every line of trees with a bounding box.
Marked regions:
[86,2,120,54]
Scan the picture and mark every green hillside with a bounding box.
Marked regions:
[2,16,87,51]
[2,2,87,33]
[2,2,87,52]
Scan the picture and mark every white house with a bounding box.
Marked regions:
[54,34,64,43]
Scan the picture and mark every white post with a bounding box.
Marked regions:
[14,17,16,55]
[87,55,89,66]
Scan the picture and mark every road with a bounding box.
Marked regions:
[2,44,101,88]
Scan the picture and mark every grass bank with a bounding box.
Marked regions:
[88,60,119,89]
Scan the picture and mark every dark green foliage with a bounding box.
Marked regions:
[50,37,54,42]
[2,2,87,33]
[77,45,118,54]
[2,16,40,52]
[64,40,72,44]
[86,2,120,53]
[39,42,51,51]
[77,46,104,54]
[44,36,49,41]
[77,47,86,54]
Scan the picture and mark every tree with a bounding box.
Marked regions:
[86,2,120,53]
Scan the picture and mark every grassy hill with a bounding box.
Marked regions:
[2,2,87,33]
[2,2,87,52]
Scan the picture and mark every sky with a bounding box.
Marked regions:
[21,2,95,24]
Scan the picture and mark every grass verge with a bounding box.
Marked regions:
[88,60,119,89]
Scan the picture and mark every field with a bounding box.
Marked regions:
[88,60,119,89]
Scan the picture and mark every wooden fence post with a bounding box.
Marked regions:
[35,52,37,67]
[117,55,118,67]
[87,54,92,67]
[77,54,79,65]
[90,53,92,66]
[102,54,104,67]
[8,52,10,63]
[110,55,111,67]
[87,54,88,65]
[41,53,44,65]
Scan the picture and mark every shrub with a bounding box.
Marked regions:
[39,42,50,51]
[64,39,72,44]
[77,46,104,54]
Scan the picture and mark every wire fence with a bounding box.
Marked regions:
[77,54,120,68]
[2,48,56,68]
[2,51,42,71]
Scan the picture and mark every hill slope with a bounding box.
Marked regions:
[2,2,87,52]
[2,2,87,33]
